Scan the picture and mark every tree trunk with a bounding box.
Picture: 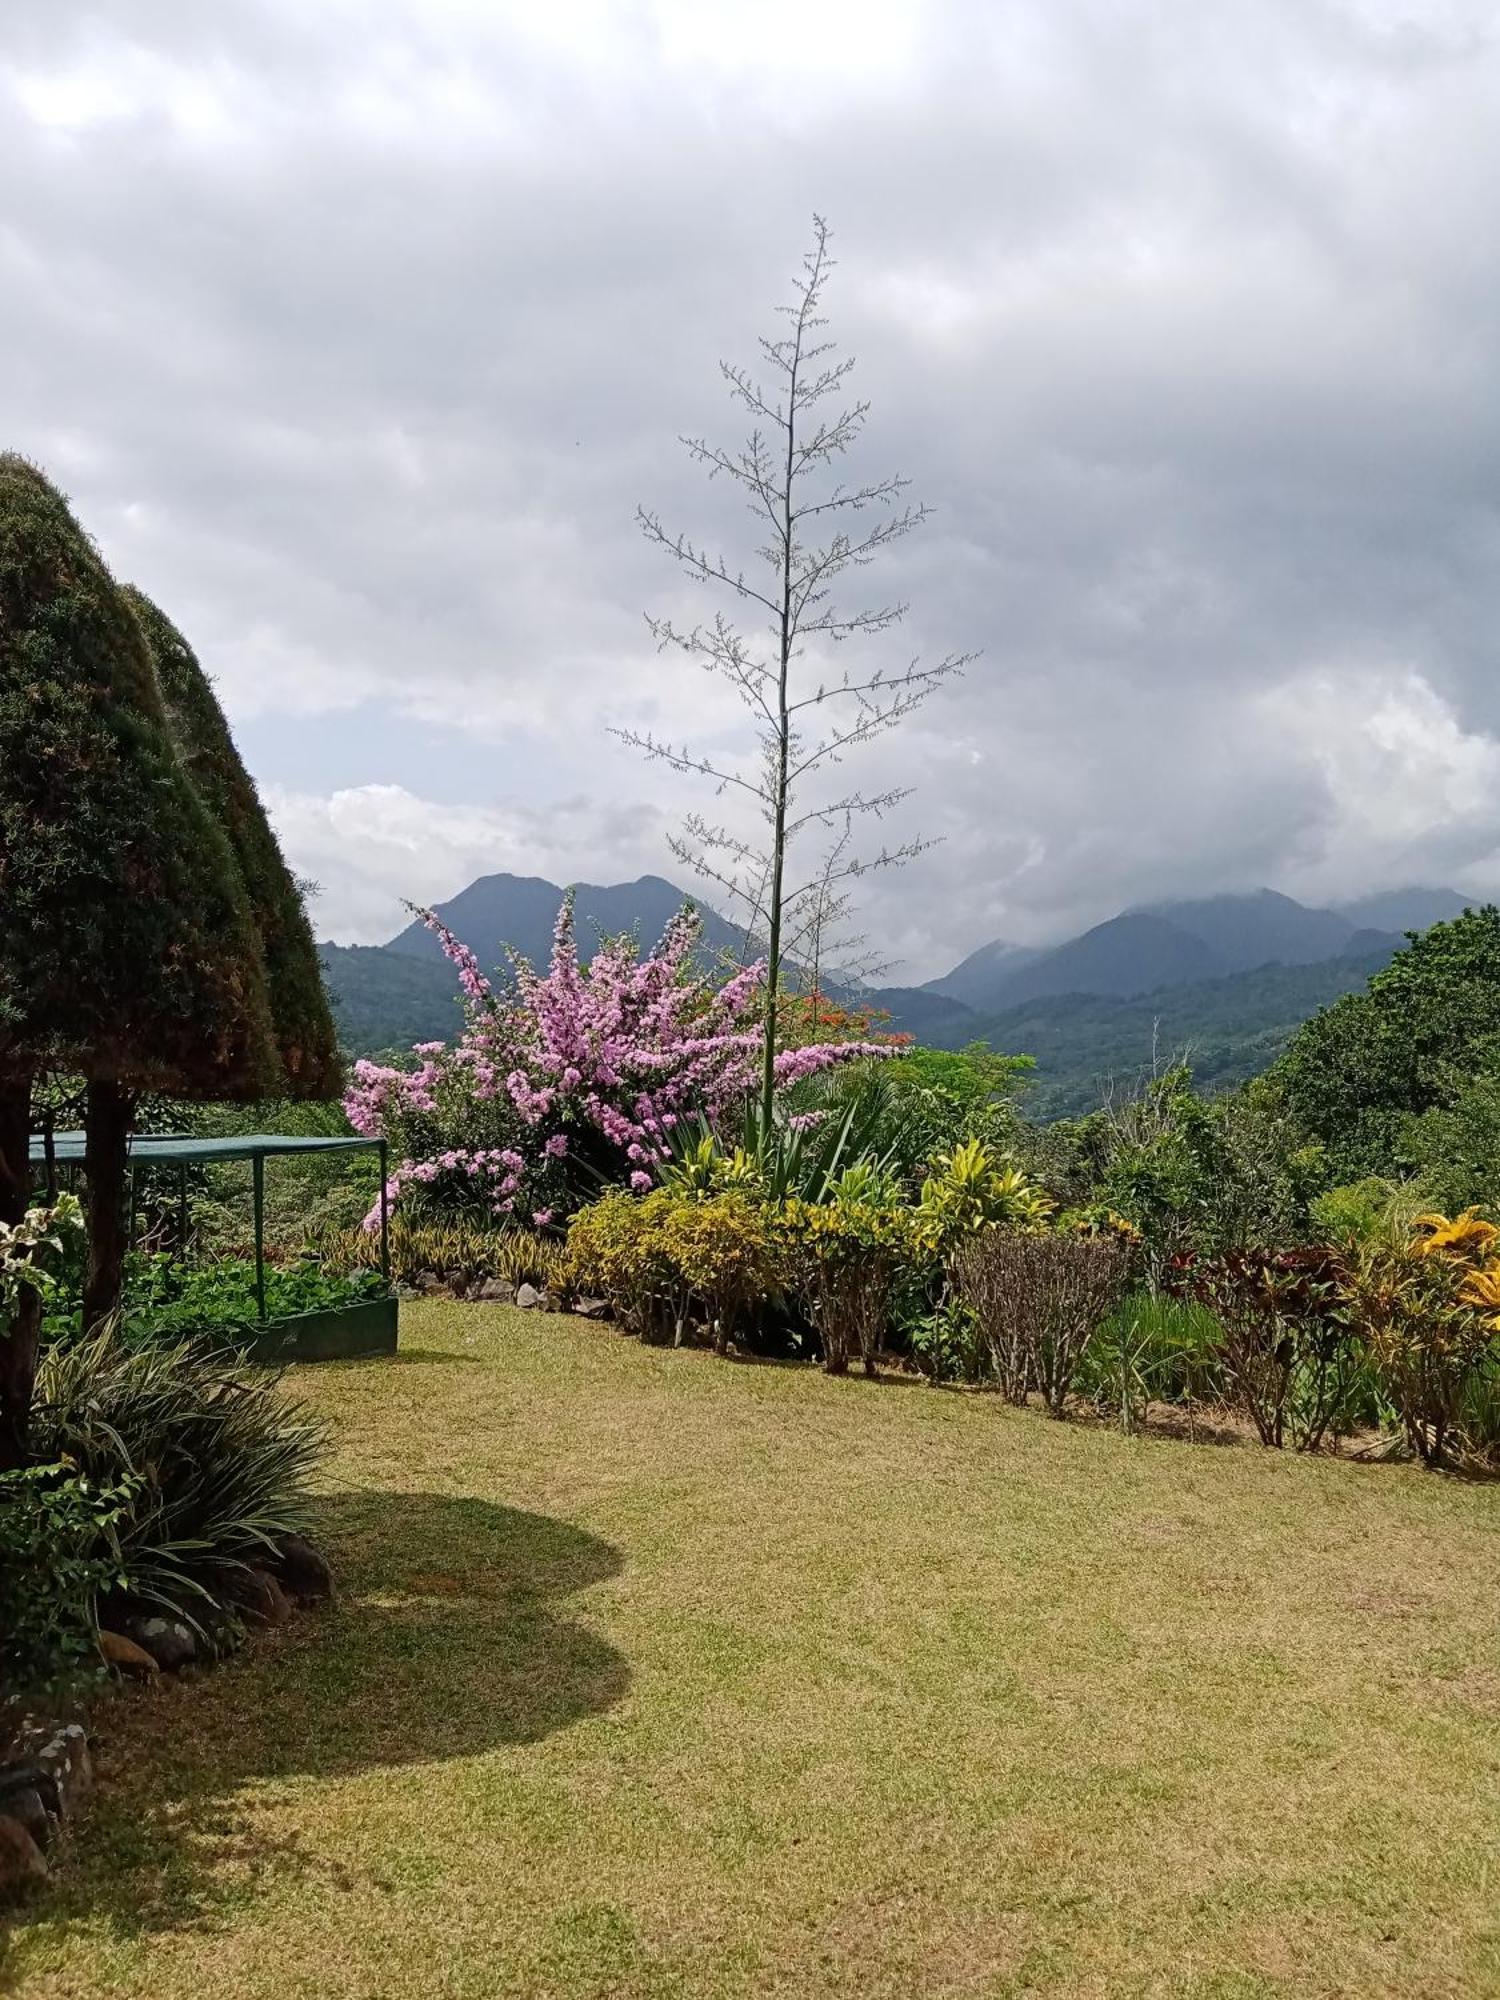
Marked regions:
[0,1076,38,1471]
[83,1080,136,1331]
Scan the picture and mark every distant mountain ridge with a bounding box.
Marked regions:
[385,871,749,970]
[316,874,1477,1112]
[888,886,1471,1022]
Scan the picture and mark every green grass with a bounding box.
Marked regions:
[7,1303,1500,1998]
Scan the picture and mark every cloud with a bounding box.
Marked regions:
[4,0,1500,977]
[264,782,673,943]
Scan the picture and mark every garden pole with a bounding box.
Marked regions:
[378,1139,390,1287]
[178,1163,188,1258]
[252,1151,267,1322]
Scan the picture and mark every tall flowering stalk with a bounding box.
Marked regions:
[345,900,888,1229]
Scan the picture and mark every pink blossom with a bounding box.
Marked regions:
[344,899,894,1225]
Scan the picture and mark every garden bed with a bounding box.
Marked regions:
[238,1292,398,1365]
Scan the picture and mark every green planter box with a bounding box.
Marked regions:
[242,1293,399,1365]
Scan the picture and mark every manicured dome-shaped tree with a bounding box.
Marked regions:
[124,587,341,1099]
[0,454,279,1463]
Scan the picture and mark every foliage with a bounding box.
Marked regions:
[1026,1067,1327,1276]
[904,1295,984,1385]
[0,1461,133,1693]
[1075,1291,1224,1432]
[1,1190,83,1316]
[914,1138,1053,1253]
[347,899,888,1228]
[315,1217,566,1294]
[1336,1207,1500,1466]
[777,1192,919,1376]
[1395,1067,1500,1214]
[663,1085,899,1205]
[37,1251,387,1352]
[1309,1177,1417,1247]
[34,1325,330,1632]
[953,1229,1129,1412]
[0,453,280,1096]
[1184,1246,1353,1451]
[1275,908,1500,1180]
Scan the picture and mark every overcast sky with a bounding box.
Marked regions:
[5,1,1499,979]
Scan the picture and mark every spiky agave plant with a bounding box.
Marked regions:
[33,1325,329,1633]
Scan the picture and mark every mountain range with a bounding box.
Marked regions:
[317,875,1475,1117]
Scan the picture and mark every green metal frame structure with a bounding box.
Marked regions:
[28,1130,390,1322]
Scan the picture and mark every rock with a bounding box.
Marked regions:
[99,1629,160,1679]
[477,1277,516,1304]
[572,1295,610,1320]
[0,1816,47,1900]
[413,1268,443,1295]
[123,1614,198,1671]
[0,1786,51,1853]
[31,1723,92,1824]
[273,1532,334,1605]
[233,1566,294,1627]
[515,1282,542,1310]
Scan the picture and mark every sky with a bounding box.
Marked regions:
[4,0,1500,981]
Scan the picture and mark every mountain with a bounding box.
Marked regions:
[985,911,1222,1007]
[1334,887,1472,934]
[1138,889,1355,972]
[318,942,464,1053]
[945,944,1405,1119]
[914,887,1427,1017]
[319,872,754,1056]
[386,872,749,969]
[316,872,1465,1114]
[922,939,1039,1011]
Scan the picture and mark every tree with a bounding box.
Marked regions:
[0,455,282,1462]
[345,900,888,1227]
[1274,907,1500,1181]
[621,217,969,1128]
[0,459,341,1457]
[67,589,343,1324]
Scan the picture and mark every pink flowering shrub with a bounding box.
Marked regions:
[346,900,889,1229]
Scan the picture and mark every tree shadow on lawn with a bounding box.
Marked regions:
[3,1491,628,1961]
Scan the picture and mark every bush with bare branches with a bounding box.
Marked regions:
[954,1232,1129,1414]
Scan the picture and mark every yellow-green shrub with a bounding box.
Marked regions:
[915,1139,1051,1256]
[566,1190,684,1343]
[1339,1206,1500,1465]
[777,1194,919,1376]
[659,1194,777,1353]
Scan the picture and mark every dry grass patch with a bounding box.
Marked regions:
[6,1301,1500,1998]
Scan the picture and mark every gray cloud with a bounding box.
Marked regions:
[4,0,1500,974]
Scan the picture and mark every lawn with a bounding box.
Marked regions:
[7,1303,1500,1999]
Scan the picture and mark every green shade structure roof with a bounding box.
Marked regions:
[29,1132,381,1165]
[28,1130,391,1321]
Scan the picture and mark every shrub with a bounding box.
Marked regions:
[658,1194,776,1353]
[567,1190,685,1343]
[33,1327,330,1633]
[1337,1209,1500,1466]
[915,1138,1052,1253]
[1075,1290,1223,1432]
[778,1194,918,1376]
[954,1231,1129,1413]
[1188,1247,1351,1450]
[0,1462,134,1693]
